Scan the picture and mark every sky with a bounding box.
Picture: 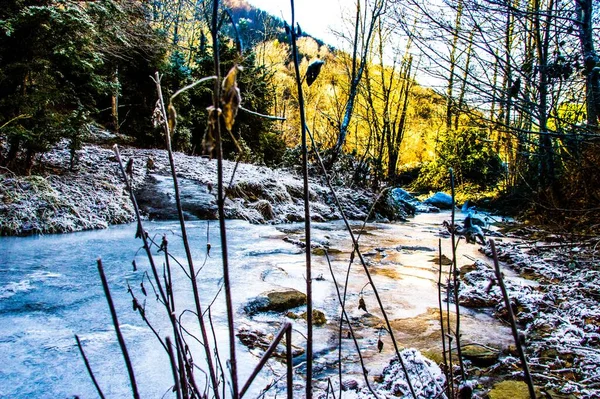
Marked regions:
[246,0,354,47]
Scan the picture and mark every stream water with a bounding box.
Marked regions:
[0,212,515,398]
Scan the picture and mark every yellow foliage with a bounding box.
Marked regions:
[253,37,449,174]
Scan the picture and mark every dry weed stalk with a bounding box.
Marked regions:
[490,240,536,399]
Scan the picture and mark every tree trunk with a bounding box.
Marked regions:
[111,66,119,132]
[575,0,600,127]
[332,0,384,159]
[446,0,464,132]
[454,29,474,130]
[533,0,556,187]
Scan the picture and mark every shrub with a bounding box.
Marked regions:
[413,127,504,191]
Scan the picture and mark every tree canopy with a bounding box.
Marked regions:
[1,0,598,225]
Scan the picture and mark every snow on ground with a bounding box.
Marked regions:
[0,141,407,235]
[456,235,600,397]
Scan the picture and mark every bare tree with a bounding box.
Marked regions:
[332,0,385,159]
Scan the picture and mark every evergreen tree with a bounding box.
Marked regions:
[0,0,166,171]
[0,0,108,171]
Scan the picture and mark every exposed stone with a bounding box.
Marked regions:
[545,389,577,399]
[1,141,416,235]
[300,309,327,326]
[136,174,217,220]
[460,344,500,366]
[236,328,304,358]
[352,312,383,328]
[248,199,274,221]
[488,380,540,399]
[243,288,307,315]
[341,379,359,391]
[459,290,497,308]
[424,192,454,209]
[430,254,453,265]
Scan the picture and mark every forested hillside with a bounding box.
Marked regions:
[1,0,599,228]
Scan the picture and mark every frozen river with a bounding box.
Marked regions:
[0,213,512,398]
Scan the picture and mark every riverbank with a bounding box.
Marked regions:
[0,140,410,236]
[455,227,600,398]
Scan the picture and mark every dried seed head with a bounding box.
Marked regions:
[126,158,134,177]
[160,235,168,252]
[221,65,242,132]
[377,338,384,353]
[167,104,177,134]
[202,106,220,157]
[140,282,147,296]
[358,297,367,312]
[151,100,164,128]
[306,59,325,86]
[132,260,137,272]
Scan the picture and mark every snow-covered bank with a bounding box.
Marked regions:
[0,142,410,236]
[455,231,600,398]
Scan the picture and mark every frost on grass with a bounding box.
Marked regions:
[0,140,411,235]
[338,349,447,399]
[0,150,135,236]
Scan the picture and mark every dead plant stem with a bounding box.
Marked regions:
[302,127,417,398]
[97,258,140,399]
[75,334,106,399]
[288,2,313,396]
[490,240,536,398]
[449,168,466,379]
[437,240,450,397]
[166,336,183,399]
[210,0,239,394]
[153,74,221,399]
[325,252,380,399]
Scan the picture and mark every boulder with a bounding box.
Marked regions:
[391,188,418,215]
[424,192,454,209]
[341,379,359,391]
[460,344,500,366]
[236,328,304,358]
[136,174,217,220]
[300,309,327,326]
[244,288,307,315]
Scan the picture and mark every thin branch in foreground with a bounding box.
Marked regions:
[325,251,380,399]
[490,240,536,399]
[303,122,417,399]
[239,105,286,121]
[166,336,183,399]
[437,240,450,398]
[239,323,293,399]
[170,76,217,102]
[97,258,140,399]
[75,334,106,399]
[153,72,221,399]
[288,2,313,396]
[449,168,466,380]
